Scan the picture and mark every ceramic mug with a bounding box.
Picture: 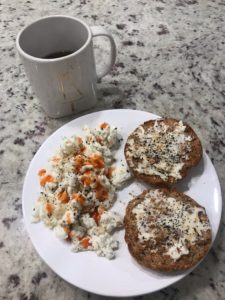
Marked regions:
[16,15,116,118]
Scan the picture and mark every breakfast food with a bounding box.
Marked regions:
[124,188,212,271]
[124,118,202,185]
[32,123,131,259]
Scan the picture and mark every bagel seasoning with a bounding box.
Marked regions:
[132,189,211,261]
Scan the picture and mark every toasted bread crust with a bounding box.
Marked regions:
[124,188,212,272]
[124,118,202,185]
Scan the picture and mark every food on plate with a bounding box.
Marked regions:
[124,118,202,185]
[124,188,212,271]
[32,122,131,259]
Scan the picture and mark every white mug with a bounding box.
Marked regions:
[16,15,116,118]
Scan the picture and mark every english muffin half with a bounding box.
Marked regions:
[124,118,202,185]
[124,188,212,272]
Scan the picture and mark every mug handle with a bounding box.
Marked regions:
[91,26,116,80]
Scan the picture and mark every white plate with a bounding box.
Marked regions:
[22,109,222,297]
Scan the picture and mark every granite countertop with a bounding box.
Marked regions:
[1,0,225,299]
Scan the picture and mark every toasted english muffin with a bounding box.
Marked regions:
[124,188,212,272]
[124,118,202,185]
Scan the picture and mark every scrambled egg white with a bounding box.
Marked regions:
[32,122,131,259]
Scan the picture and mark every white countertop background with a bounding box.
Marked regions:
[0,0,225,299]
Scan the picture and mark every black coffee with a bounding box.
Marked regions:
[43,50,75,59]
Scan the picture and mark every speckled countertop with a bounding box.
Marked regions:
[1,0,225,299]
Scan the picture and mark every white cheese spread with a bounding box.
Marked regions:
[132,189,211,261]
[126,120,192,180]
